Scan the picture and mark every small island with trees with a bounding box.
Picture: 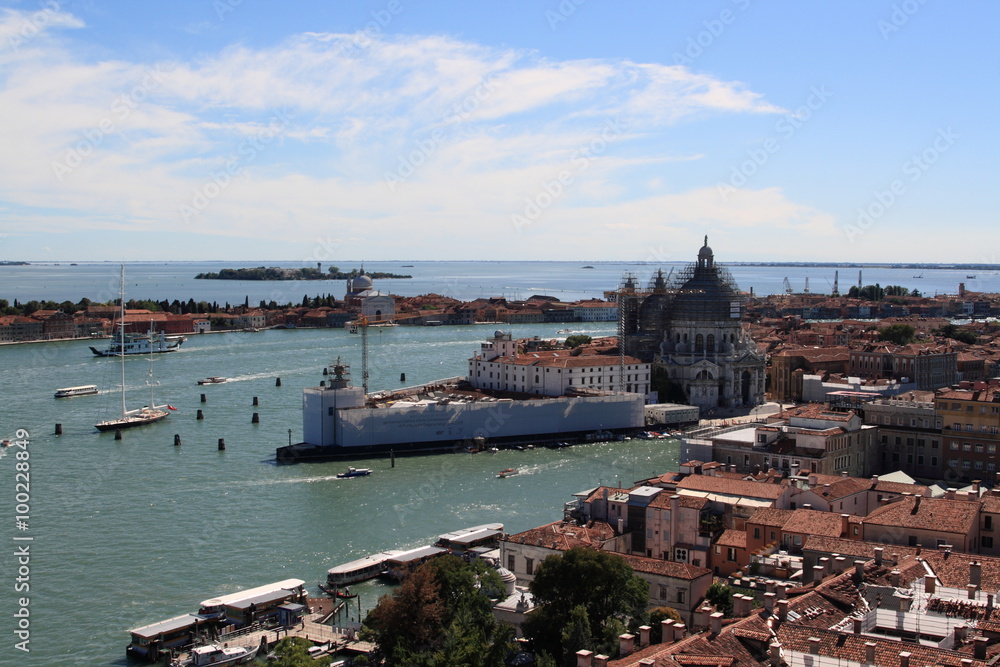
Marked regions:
[194,266,412,281]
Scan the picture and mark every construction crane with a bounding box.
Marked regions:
[348,311,437,395]
[783,277,793,294]
[803,277,810,294]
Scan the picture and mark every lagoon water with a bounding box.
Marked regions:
[0,321,686,666]
[0,258,996,666]
[2,260,995,306]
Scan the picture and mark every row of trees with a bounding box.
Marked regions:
[195,266,412,280]
[846,284,921,301]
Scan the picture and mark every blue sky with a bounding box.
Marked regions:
[0,0,997,263]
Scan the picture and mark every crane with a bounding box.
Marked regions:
[348,310,440,395]
[783,277,792,294]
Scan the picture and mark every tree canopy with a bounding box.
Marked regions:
[523,547,649,663]
[563,334,592,349]
[363,555,514,666]
[877,323,916,345]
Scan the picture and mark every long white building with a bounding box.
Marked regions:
[468,330,651,399]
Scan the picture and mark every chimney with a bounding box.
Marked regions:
[710,612,723,637]
[734,595,751,617]
[975,637,988,660]
[770,643,782,667]
[594,657,609,667]
[865,642,877,664]
[576,650,594,667]
[962,660,974,667]
[803,504,813,510]
[988,593,994,611]
[673,623,686,642]
[900,596,912,612]
[777,583,788,600]
[947,487,957,500]
[925,575,937,594]
[660,619,674,644]
[842,470,849,478]
[874,547,884,566]
[853,617,863,634]
[619,634,635,656]
[777,599,789,623]
[890,570,901,587]
[764,592,776,614]
[639,660,656,667]
[899,651,911,667]
[766,579,777,594]
[855,560,866,583]
[971,561,982,587]
[967,584,978,599]
[694,605,711,629]
[955,625,967,642]
[912,496,921,513]
[638,625,651,648]
[809,637,821,655]
[834,556,848,574]
[841,514,850,537]
[812,565,825,583]
[808,474,818,486]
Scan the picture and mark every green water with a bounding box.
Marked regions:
[0,323,679,665]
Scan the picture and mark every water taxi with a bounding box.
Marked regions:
[197,377,228,385]
[335,466,372,478]
[497,468,518,478]
[54,384,98,398]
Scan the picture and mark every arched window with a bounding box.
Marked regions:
[695,334,704,353]
[707,334,715,352]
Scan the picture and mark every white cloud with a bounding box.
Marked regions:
[0,8,822,260]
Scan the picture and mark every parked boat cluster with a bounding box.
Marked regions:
[129,524,504,663]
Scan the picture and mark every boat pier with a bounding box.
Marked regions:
[170,601,374,664]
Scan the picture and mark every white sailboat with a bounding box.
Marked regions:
[95,266,175,432]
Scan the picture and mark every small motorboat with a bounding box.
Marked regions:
[497,468,519,478]
[336,466,372,478]
[197,376,228,385]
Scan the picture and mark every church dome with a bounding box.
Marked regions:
[351,270,373,292]
[668,236,742,322]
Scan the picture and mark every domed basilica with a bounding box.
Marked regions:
[619,237,765,411]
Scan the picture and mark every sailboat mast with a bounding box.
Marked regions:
[119,265,127,419]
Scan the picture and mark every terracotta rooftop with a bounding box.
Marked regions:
[616,553,712,581]
[863,496,979,534]
[715,529,747,549]
[781,509,846,538]
[503,520,616,550]
[676,475,787,501]
[747,508,794,528]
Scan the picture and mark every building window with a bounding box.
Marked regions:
[753,527,761,539]
[526,558,534,576]
[963,460,971,469]
[508,554,515,571]
[677,590,686,605]
[984,536,994,548]
[727,548,737,562]
[659,585,667,599]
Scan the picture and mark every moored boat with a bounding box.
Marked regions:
[54,384,98,398]
[176,643,258,666]
[327,550,403,586]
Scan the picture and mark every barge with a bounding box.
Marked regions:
[277,358,643,463]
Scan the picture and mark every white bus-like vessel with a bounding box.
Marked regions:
[54,384,98,398]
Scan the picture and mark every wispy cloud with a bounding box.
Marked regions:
[0,8,819,260]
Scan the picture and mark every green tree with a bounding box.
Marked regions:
[563,334,592,349]
[364,555,514,666]
[877,324,916,345]
[523,548,648,660]
[706,582,735,617]
[938,323,978,345]
[270,637,330,666]
[650,366,687,404]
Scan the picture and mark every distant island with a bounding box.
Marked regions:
[195,266,412,281]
